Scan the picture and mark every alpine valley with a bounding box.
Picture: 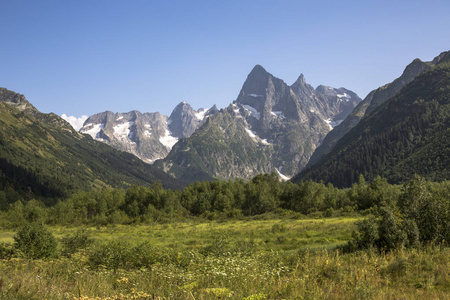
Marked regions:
[1,50,449,197]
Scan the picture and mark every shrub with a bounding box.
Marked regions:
[376,207,406,250]
[14,223,58,259]
[60,228,93,256]
[323,207,334,218]
[88,240,131,270]
[403,219,420,247]
[353,216,379,250]
[0,242,16,259]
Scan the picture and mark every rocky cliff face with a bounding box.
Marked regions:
[80,102,216,163]
[155,65,362,181]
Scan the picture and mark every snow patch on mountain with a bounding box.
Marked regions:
[271,111,286,119]
[325,119,344,129]
[242,105,261,119]
[245,128,257,140]
[159,129,178,149]
[195,108,208,121]
[337,93,351,101]
[245,128,270,145]
[113,121,134,138]
[81,123,104,139]
[275,168,291,181]
[248,94,263,97]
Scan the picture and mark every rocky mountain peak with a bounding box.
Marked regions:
[0,87,38,115]
[294,73,306,86]
[249,64,269,77]
[432,50,450,65]
[168,101,215,139]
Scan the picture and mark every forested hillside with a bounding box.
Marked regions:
[294,61,450,187]
[0,90,180,207]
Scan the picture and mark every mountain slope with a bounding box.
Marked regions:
[0,88,181,205]
[306,54,443,167]
[155,65,361,181]
[294,58,450,187]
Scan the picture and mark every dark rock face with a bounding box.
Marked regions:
[157,65,362,181]
[80,102,216,163]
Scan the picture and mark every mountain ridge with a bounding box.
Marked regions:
[306,52,446,167]
[294,55,450,186]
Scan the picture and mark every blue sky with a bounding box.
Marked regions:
[1,0,449,124]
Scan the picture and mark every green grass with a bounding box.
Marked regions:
[1,216,449,299]
[0,231,14,243]
[38,216,358,253]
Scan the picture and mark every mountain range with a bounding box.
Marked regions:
[81,65,361,182]
[79,102,218,163]
[1,50,448,203]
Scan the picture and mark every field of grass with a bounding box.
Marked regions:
[1,216,449,299]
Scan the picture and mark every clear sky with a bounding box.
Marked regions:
[1,0,449,125]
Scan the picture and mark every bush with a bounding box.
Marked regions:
[323,207,334,218]
[353,216,379,250]
[376,207,406,250]
[403,219,420,247]
[88,240,131,270]
[14,223,58,259]
[60,228,93,256]
[0,242,16,259]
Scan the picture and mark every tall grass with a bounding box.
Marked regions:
[0,217,449,299]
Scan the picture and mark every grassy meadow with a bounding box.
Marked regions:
[1,215,449,299]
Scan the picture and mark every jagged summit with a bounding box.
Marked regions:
[293,73,306,86]
[249,64,269,75]
[168,101,215,139]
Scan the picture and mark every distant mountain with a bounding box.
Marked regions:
[80,102,217,163]
[294,51,450,187]
[154,65,361,181]
[0,88,181,206]
[307,52,449,167]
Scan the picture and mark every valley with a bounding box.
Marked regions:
[0,51,449,299]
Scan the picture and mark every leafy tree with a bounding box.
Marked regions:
[376,207,406,250]
[14,223,58,259]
